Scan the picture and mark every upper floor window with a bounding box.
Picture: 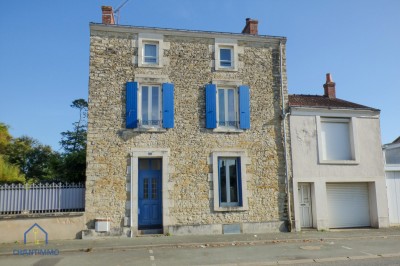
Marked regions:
[143,43,158,64]
[385,147,400,165]
[139,85,161,128]
[214,39,238,71]
[217,87,238,128]
[126,82,174,130]
[317,117,358,163]
[205,83,250,131]
[138,33,163,68]
[219,47,233,68]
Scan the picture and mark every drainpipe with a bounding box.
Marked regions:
[279,41,292,231]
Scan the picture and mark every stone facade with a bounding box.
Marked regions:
[86,23,290,236]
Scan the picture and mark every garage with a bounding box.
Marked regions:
[327,183,370,228]
[386,171,400,225]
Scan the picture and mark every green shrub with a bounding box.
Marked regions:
[0,155,25,184]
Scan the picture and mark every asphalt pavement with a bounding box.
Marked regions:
[1,227,400,257]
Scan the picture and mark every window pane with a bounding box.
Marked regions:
[144,44,157,63]
[151,86,159,124]
[385,148,400,164]
[141,86,149,123]
[219,159,227,203]
[227,159,238,203]
[218,89,225,125]
[220,48,232,67]
[321,121,352,160]
[139,159,150,170]
[227,89,235,125]
[152,178,157,199]
[151,159,162,170]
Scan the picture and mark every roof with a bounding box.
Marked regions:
[90,23,286,43]
[288,94,379,111]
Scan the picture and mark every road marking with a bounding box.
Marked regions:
[360,251,375,256]
[149,249,153,254]
[150,256,154,261]
[341,246,352,250]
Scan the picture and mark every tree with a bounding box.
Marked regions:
[6,136,60,183]
[0,123,12,154]
[0,155,25,184]
[60,99,88,153]
[59,99,88,183]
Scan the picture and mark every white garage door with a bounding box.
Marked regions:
[327,183,370,228]
[386,171,400,225]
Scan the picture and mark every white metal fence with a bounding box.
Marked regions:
[0,183,85,215]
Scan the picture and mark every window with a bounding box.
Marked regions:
[137,33,163,68]
[385,147,400,165]
[214,39,238,71]
[217,88,238,128]
[219,157,240,207]
[318,117,357,162]
[139,85,161,127]
[143,43,158,64]
[205,84,250,130]
[219,48,233,68]
[211,151,248,211]
[126,82,174,130]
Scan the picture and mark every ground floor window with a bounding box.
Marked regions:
[219,157,241,207]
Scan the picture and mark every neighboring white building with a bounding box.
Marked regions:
[289,73,389,231]
[383,137,400,225]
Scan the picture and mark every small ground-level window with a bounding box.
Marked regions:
[219,157,241,207]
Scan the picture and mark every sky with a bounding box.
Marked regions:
[0,0,399,150]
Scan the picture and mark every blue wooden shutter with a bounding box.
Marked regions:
[162,83,174,128]
[239,85,250,129]
[205,84,217,129]
[126,82,138,128]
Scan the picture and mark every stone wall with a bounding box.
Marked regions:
[86,25,289,234]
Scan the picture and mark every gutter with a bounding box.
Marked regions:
[279,41,292,231]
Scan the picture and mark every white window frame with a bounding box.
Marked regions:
[138,33,163,68]
[216,87,239,129]
[137,84,162,128]
[143,42,159,65]
[218,157,240,207]
[215,38,238,71]
[316,116,359,164]
[211,150,249,212]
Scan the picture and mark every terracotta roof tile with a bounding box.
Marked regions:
[288,94,379,111]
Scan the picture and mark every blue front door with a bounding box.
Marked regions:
[138,159,162,229]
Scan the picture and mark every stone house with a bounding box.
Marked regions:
[289,74,389,231]
[85,6,291,236]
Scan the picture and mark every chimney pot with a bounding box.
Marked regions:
[242,18,258,35]
[323,73,336,98]
[102,6,115,25]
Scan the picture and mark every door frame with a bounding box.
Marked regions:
[298,182,313,228]
[130,149,170,235]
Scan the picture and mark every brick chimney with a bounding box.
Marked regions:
[102,6,115,25]
[242,18,258,35]
[323,73,336,98]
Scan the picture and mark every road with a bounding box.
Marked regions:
[1,236,400,266]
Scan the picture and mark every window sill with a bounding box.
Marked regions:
[213,128,244,133]
[215,67,238,72]
[318,159,359,165]
[132,127,167,133]
[214,206,248,212]
[138,63,163,68]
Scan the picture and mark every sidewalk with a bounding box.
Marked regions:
[2,227,400,256]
